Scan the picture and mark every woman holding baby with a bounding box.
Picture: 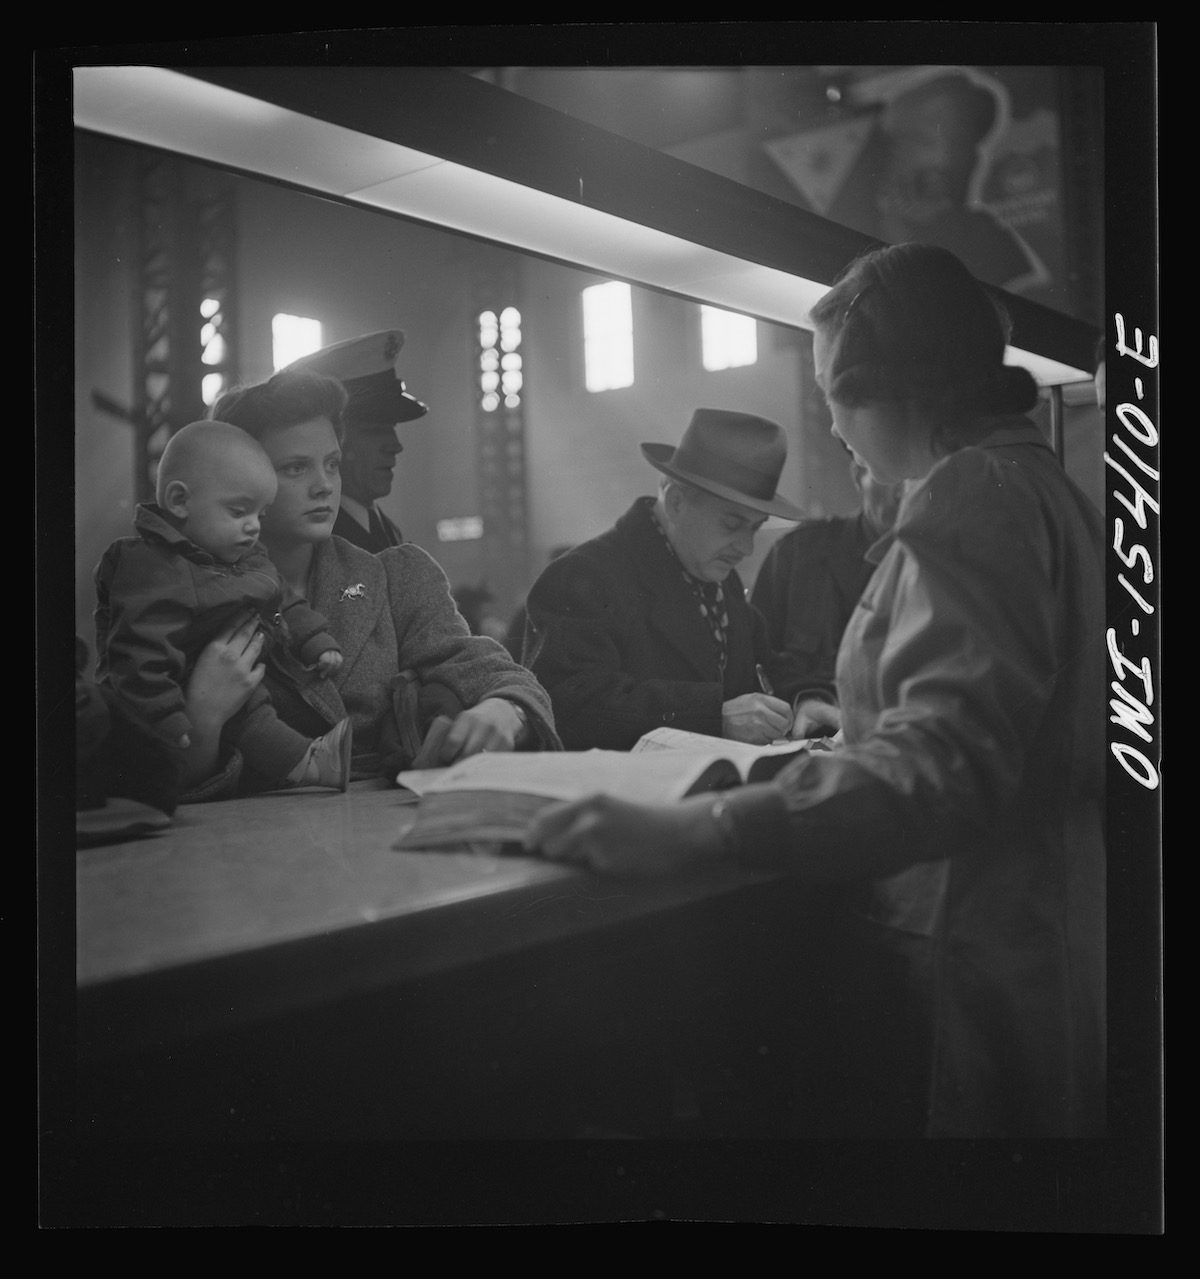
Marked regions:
[177,367,558,800]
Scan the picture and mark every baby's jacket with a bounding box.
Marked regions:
[94,503,339,745]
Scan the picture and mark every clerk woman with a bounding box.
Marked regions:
[527,243,1106,1139]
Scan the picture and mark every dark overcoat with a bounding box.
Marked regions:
[751,511,879,699]
[524,497,773,750]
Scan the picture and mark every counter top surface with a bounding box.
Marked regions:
[75,780,779,1057]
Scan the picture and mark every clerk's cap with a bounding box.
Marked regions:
[286,329,429,424]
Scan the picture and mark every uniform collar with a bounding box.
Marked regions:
[337,494,373,532]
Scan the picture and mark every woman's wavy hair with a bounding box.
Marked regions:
[210,368,349,444]
[808,242,1039,456]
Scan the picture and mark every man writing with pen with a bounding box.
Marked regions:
[523,408,831,750]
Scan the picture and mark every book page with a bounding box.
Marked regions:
[397,748,734,806]
[631,726,809,779]
[393,790,555,848]
[393,750,743,850]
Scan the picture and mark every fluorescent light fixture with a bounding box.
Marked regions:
[73,65,1094,388]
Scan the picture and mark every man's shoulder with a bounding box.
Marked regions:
[783,512,856,538]
[769,514,861,559]
[585,499,664,562]
[528,500,659,608]
[532,540,610,590]
[537,504,641,573]
[528,536,628,617]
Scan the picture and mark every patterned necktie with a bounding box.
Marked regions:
[647,504,729,676]
[697,580,729,677]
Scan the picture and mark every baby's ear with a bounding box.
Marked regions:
[161,479,190,517]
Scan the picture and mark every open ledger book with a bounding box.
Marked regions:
[392,726,814,850]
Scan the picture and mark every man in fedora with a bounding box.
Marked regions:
[523,408,803,750]
[287,329,428,552]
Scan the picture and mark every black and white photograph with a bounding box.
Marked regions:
[37,23,1161,1230]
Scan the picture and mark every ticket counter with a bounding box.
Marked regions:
[75,780,837,1140]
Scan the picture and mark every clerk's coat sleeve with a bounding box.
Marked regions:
[719,434,1106,1136]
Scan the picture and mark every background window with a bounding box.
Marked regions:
[478,307,523,411]
[272,313,323,372]
[199,296,230,407]
[701,305,758,372]
[436,516,485,542]
[582,281,634,392]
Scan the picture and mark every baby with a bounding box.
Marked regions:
[93,420,352,791]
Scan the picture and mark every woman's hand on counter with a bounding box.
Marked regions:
[526,793,723,878]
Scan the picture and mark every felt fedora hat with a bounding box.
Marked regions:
[641,408,804,520]
[287,329,429,424]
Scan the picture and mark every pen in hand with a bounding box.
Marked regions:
[756,663,795,740]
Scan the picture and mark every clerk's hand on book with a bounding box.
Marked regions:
[527,793,721,877]
[721,693,793,744]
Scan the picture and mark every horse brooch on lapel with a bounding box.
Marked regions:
[339,582,367,601]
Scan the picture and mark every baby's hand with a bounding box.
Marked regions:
[315,650,343,679]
